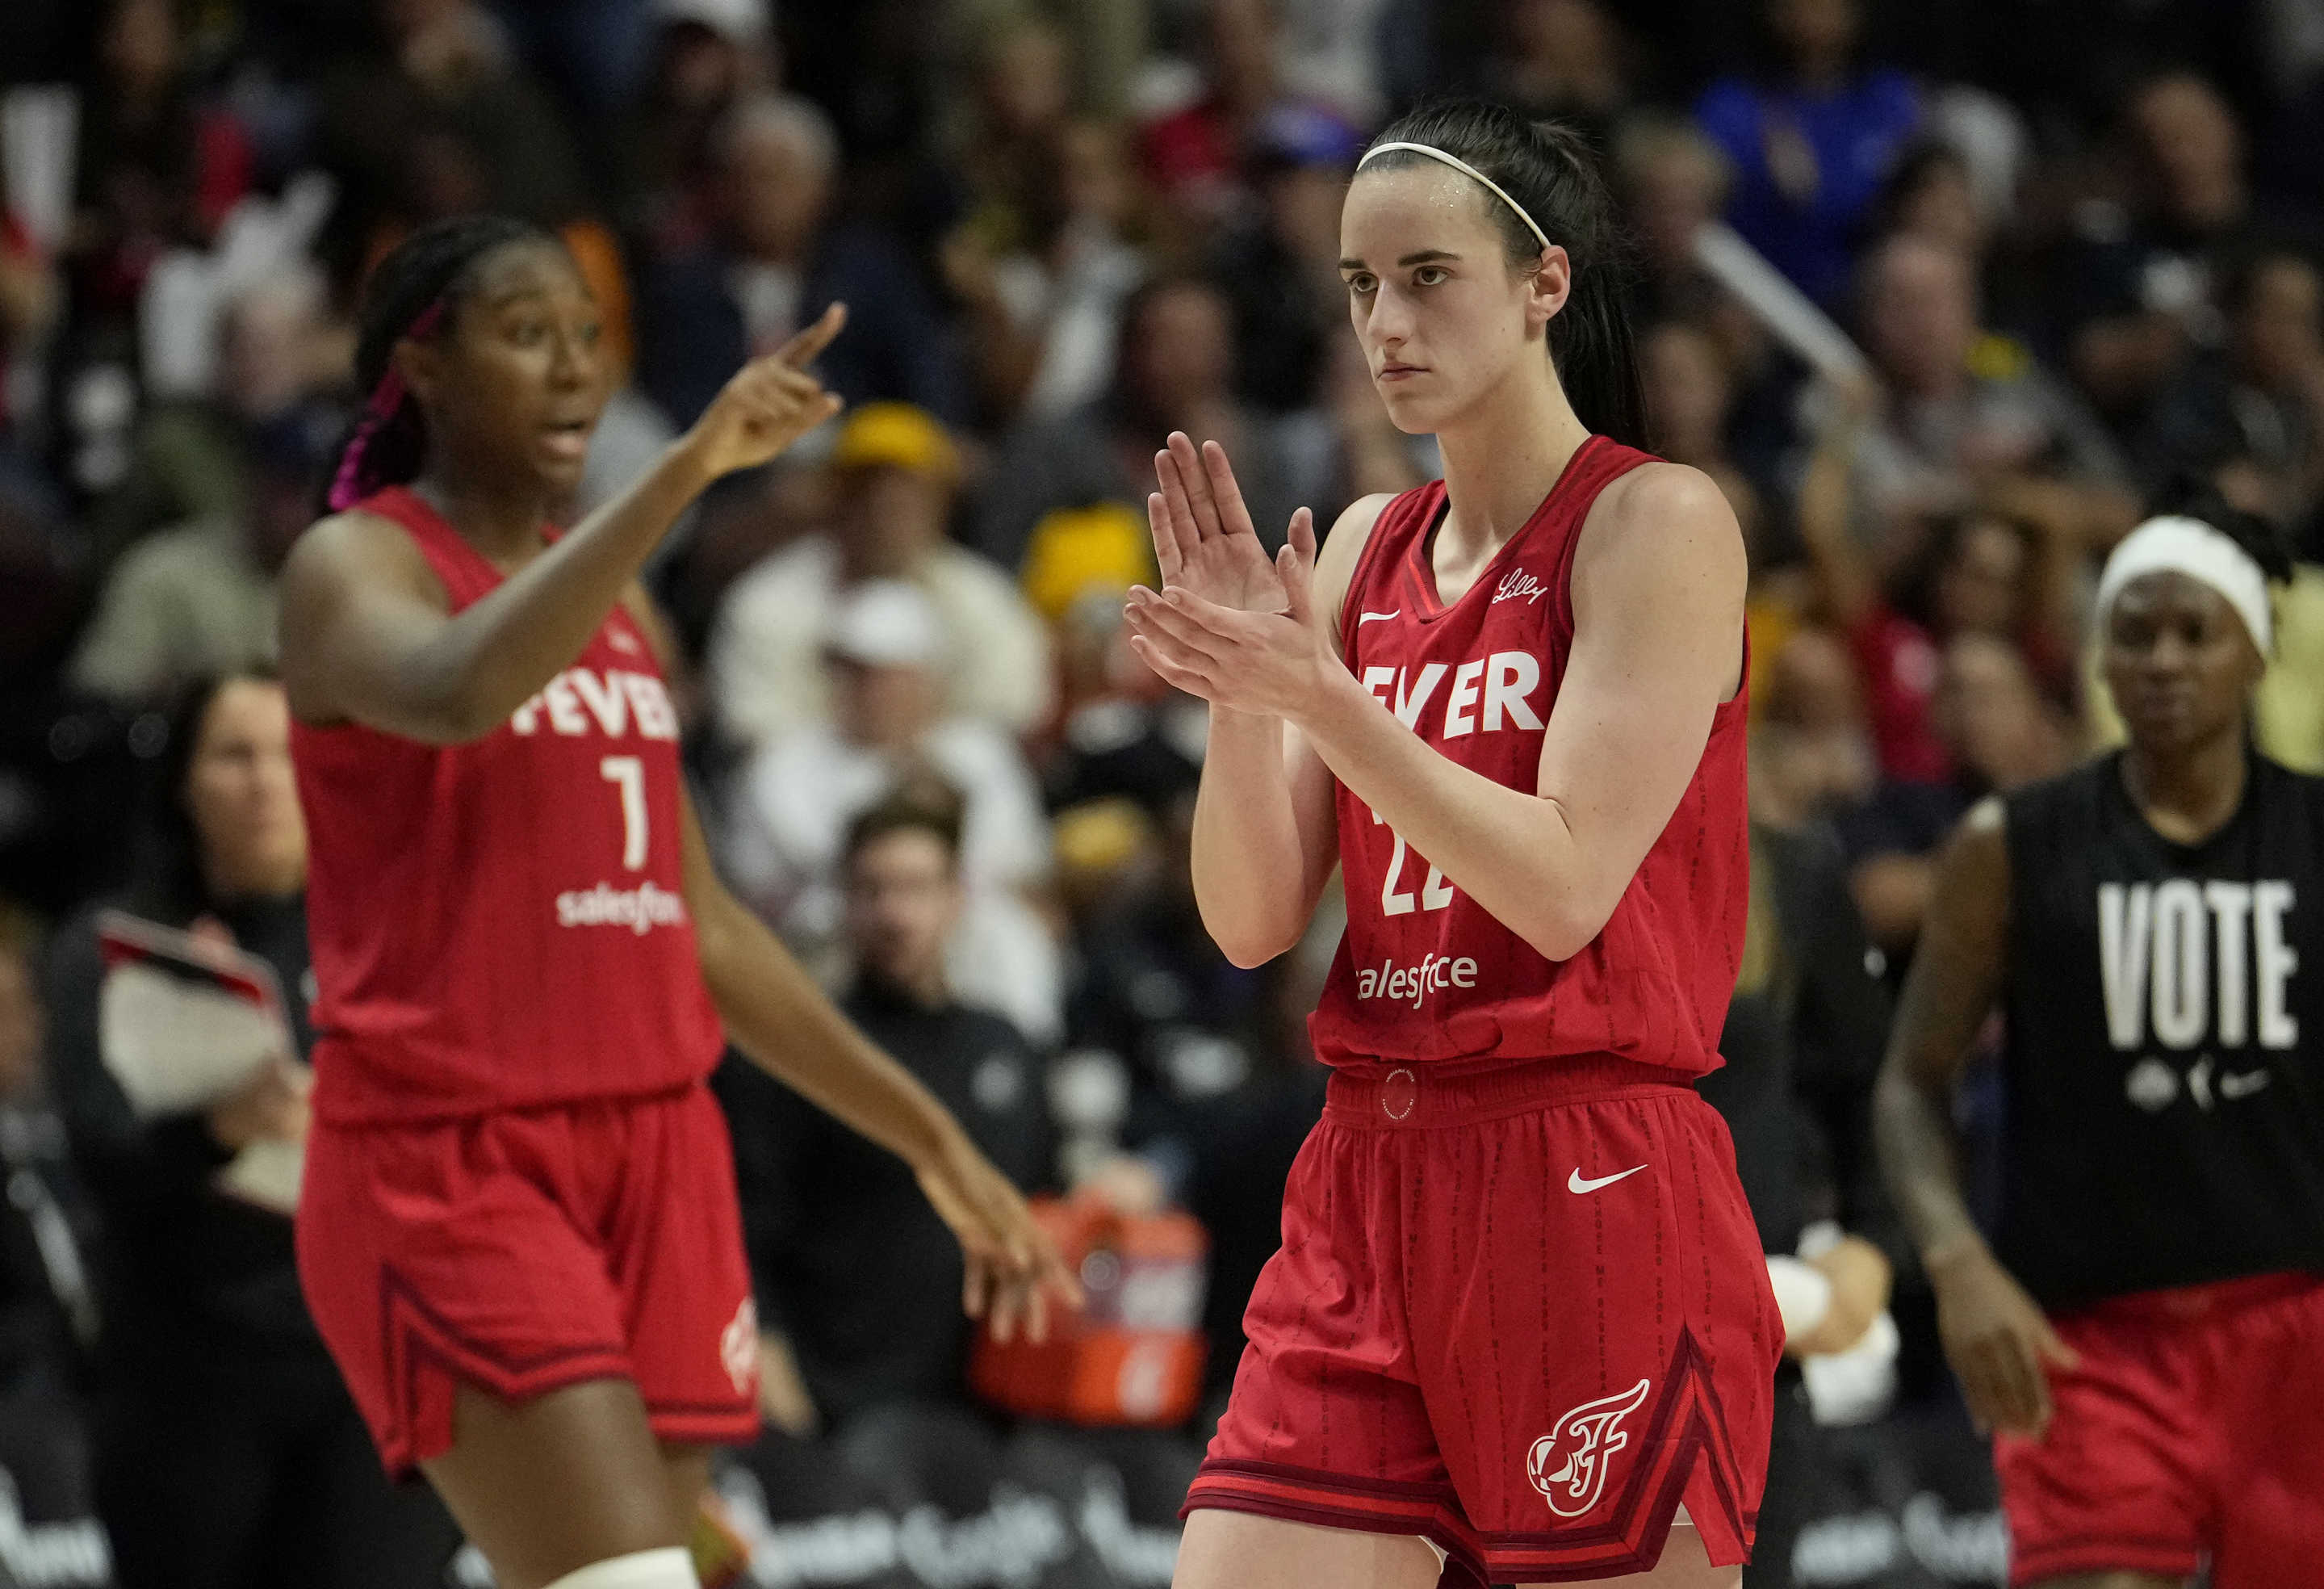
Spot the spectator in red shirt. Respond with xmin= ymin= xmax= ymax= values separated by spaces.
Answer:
xmin=1138 ymin=0 xmax=1355 ymax=237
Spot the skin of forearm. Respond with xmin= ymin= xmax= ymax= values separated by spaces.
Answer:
xmin=1188 ymin=707 xmax=1317 ymax=965
xmin=1298 ymin=666 xmax=1599 ymax=962
xmin=1873 ymin=1061 xmax=1984 ymax=1262
xmin=413 ymin=438 xmax=717 ymax=738
xmin=696 ymin=891 xmax=956 ymax=1171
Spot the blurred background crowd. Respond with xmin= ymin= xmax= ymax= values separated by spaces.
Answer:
xmin=2 ymin=0 xmax=2323 ymax=1584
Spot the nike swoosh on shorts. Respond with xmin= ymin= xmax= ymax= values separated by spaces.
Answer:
xmin=1568 ymin=1164 xmax=1648 ymax=1194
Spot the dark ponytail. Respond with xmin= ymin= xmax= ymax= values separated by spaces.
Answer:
xmin=1359 ymin=101 xmax=1647 ymax=448
xmin=322 ymin=214 xmax=554 ymax=514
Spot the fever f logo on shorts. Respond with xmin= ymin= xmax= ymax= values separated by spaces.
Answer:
xmin=1526 ymin=1378 xmax=1652 ymax=1517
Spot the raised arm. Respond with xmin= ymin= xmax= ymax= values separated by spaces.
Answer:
xmin=278 ymin=308 xmax=846 ymax=743
xmin=1129 ymin=460 xmax=1745 ymax=963
xmin=674 ymin=782 xmax=1076 ymax=1341
xmin=1872 ymin=798 xmax=2079 ymax=1436
xmin=1133 ymin=434 xmax=1379 ymax=966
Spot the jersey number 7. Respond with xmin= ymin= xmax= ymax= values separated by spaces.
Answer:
xmin=601 ymin=756 xmax=648 ymax=870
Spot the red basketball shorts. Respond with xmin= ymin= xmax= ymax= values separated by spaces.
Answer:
xmin=1187 ymin=1056 xmax=1781 ymax=1586
xmin=1995 ymin=1270 xmax=2324 ymax=1588
xmin=296 ymin=1080 xmax=760 ymax=1478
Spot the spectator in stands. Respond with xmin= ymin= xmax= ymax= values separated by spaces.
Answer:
xmin=0 ymin=914 xmax=104 ymax=1570
xmin=1138 ymin=0 xmax=1355 ymax=236
xmin=718 ymin=580 xmax=1062 ymax=1042
xmin=710 ymin=401 xmax=1053 ymax=743
xmin=611 ymin=3 xmax=774 ymax=241
xmin=2062 ymin=72 xmax=2284 ymax=434
xmin=314 ymin=0 xmax=585 ymax=275
xmin=0 ymin=914 xmax=95 ymax=1390
xmin=70 ymin=408 xmax=333 ymax=705
xmin=1796 ymin=378 xmax=2080 ymax=782
xmin=941 ymin=115 xmax=1149 ymax=427
xmin=1841 ymin=634 xmax=2069 ymax=954
xmin=1694 ymin=0 xmax=1920 ymax=309
xmin=1208 ymin=104 xmax=1362 ymax=416
xmin=86 ymin=268 xmax=345 ymax=574
xmin=639 ymin=91 xmax=968 ymax=427
xmin=44 ymin=673 xmax=458 ymax=1589
xmin=1752 ymin=626 xmax=1879 ymax=827
xmin=717 ymin=787 xmax=1053 ymax=1438
xmin=976 ymin=273 xmax=1303 ymax=572
xmin=1850 ymin=236 xmax=2137 ymax=574
xmin=71 ymin=0 xmax=254 ymax=314
xmin=1641 ymin=320 xmax=1765 ymax=548
xmin=0 ymin=203 xmax=58 ymax=479
xmin=2141 ymin=247 xmax=2324 ymax=546
xmin=1473 ymin=0 xmax=1635 ymax=151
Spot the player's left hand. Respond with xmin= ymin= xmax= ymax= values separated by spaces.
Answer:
xmin=1123 ymin=501 xmax=1337 ymax=721
xmin=914 ymin=1126 xmax=1082 ymax=1343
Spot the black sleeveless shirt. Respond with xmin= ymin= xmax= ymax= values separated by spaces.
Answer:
xmin=1999 ymin=751 xmax=2324 ymax=1308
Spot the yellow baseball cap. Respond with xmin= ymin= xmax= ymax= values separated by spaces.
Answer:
xmin=831 ymin=401 xmax=959 ymax=482
xmin=1020 ymin=501 xmax=1156 ymax=621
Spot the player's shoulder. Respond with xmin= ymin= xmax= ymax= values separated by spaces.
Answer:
xmin=1312 ymin=488 xmax=1410 ymax=640
xmin=1589 ymin=459 xmax=1740 ymax=546
xmin=1573 ymin=459 xmax=1745 ymax=606
xmin=1316 ymin=490 xmax=1405 ymax=580
xmin=281 ymin=505 xmax=443 ymax=607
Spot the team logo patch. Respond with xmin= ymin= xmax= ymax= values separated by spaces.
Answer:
xmin=1527 ymin=1377 xmax=1652 ymax=1517
xmin=720 ymin=1297 xmax=760 ymax=1395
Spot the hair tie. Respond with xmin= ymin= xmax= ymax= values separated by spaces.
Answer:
xmin=1358 ymin=140 xmax=1555 ymax=255
xmin=325 ymin=297 xmax=450 ymax=512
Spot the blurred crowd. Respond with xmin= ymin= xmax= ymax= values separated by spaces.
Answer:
xmin=3 ymin=0 xmax=2324 ymax=1584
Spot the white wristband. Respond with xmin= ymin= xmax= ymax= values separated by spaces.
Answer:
xmin=1768 ymin=1254 xmax=1834 ymax=1343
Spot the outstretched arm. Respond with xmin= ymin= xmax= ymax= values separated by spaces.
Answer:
xmin=1129 ymin=459 xmax=1745 ymax=962
xmin=676 ymin=785 xmax=1077 ymax=1341
xmin=279 ymin=308 xmax=847 ymax=744
xmin=1872 ymin=799 xmax=2079 ymax=1435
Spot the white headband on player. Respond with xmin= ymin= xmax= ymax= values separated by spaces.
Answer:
xmin=2096 ymin=514 xmax=2274 ymax=654
xmin=1358 ymin=141 xmax=1555 ymax=257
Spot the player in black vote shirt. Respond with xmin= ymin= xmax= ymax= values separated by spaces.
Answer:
xmin=717 ymin=786 xmax=1054 ymax=1437
xmin=1876 ymin=488 xmax=2324 ymax=1589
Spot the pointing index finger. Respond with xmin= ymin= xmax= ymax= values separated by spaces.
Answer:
xmin=773 ymin=302 xmax=848 ymax=368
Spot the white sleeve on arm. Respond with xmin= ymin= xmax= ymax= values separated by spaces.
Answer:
xmin=1766 ymin=1254 xmax=1834 ymax=1344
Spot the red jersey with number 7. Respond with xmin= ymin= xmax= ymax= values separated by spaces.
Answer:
xmin=1306 ymin=436 xmax=1749 ymax=1075
xmin=290 ymin=486 xmax=724 ymax=1124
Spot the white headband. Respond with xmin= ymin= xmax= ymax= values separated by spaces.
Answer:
xmin=1358 ymin=141 xmax=1554 ymax=256
xmin=2096 ymin=514 xmax=2273 ymax=654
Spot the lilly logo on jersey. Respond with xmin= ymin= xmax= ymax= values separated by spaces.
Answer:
xmin=509 ymin=668 xmax=680 ymax=741
xmin=1355 ymin=952 xmax=1479 ymax=1008
xmin=1493 ymin=568 xmax=1551 ymax=606
xmin=1527 ymin=1378 xmax=1652 ymax=1518
xmin=1359 ymin=651 xmax=1545 ymax=740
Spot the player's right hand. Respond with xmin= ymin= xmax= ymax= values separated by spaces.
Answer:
xmin=680 ymin=303 xmax=848 ymax=480
xmin=1928 ymin=1238 xmax=2081 ymax=1438
xmin=1147 ymin=431 xmax=1300 ymax=615
xmin=913 ymin=1126 xmax=1082 ymax=1344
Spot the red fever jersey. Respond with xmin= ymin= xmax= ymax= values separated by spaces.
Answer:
xmin=291 ymin=486 xmax=725 ymax=1124
xmin=1309 ymin=435 xmax=1750 ymax=1075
